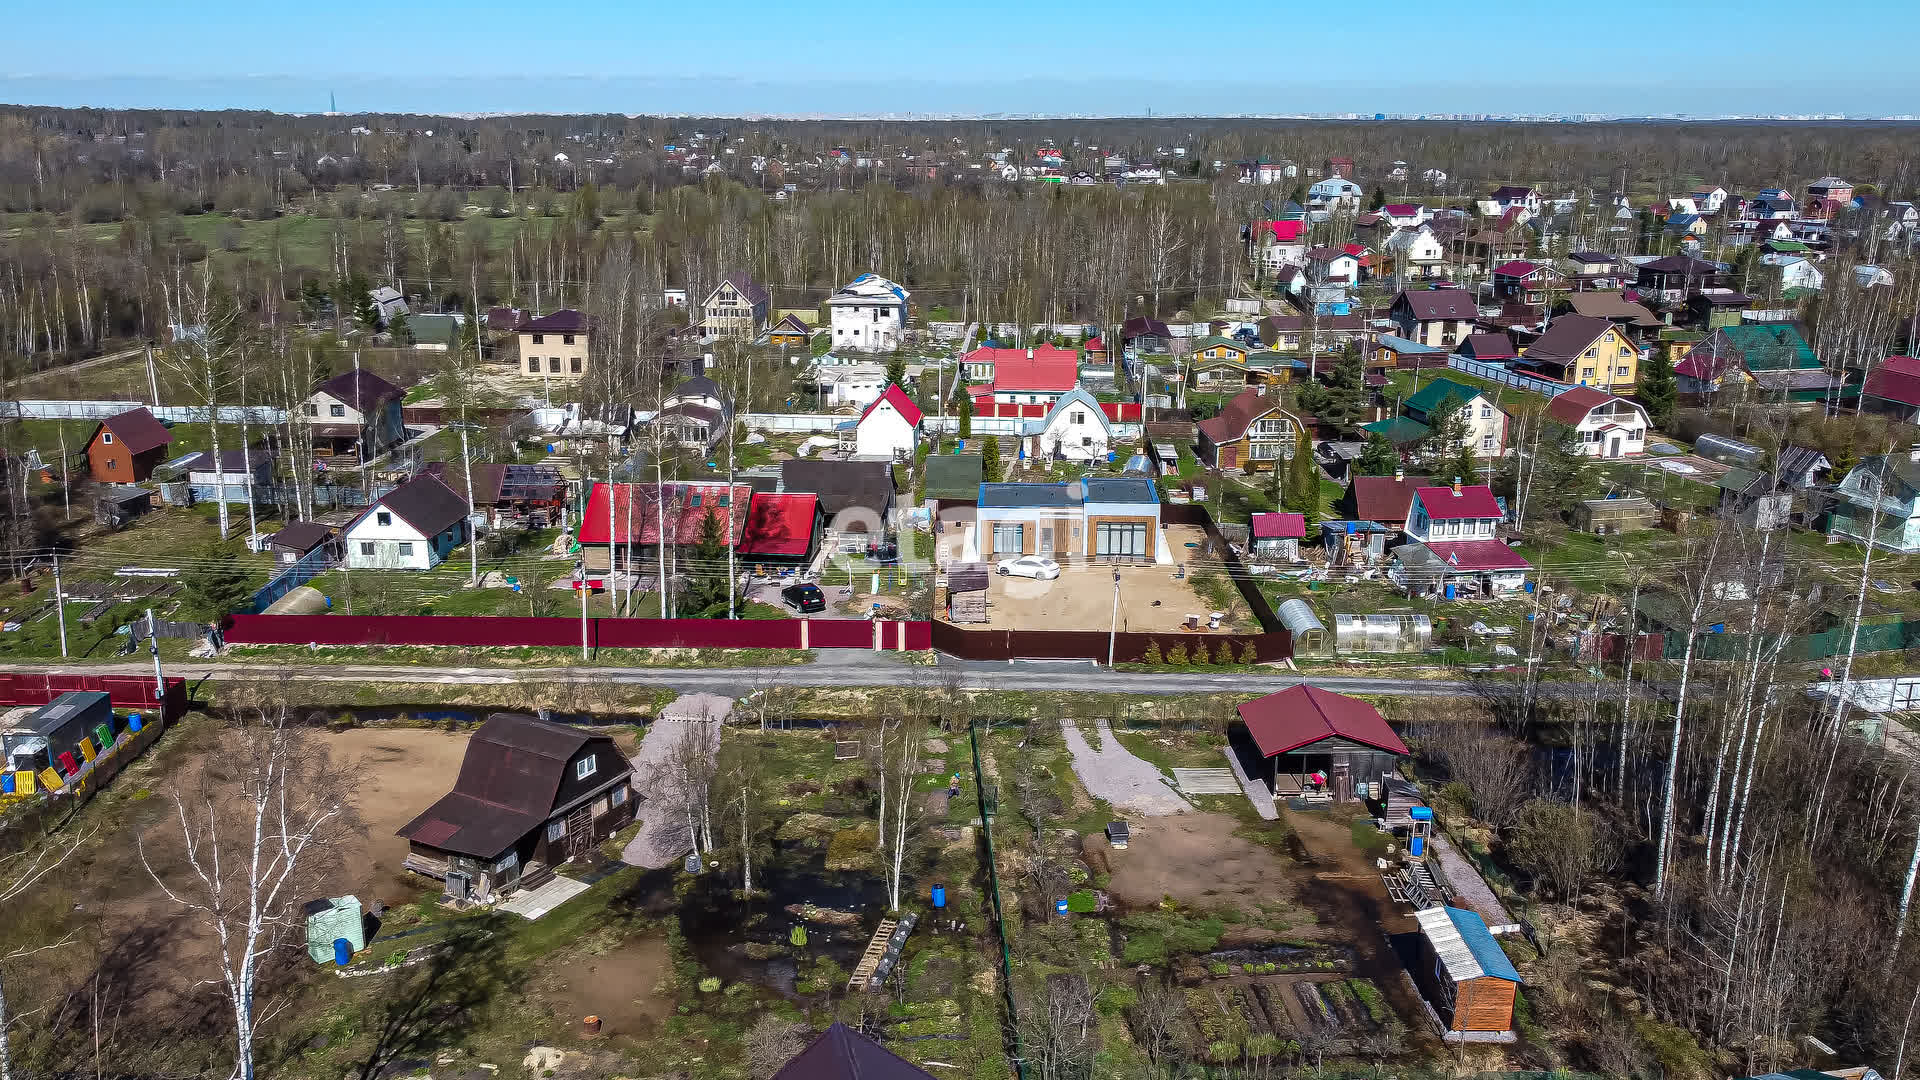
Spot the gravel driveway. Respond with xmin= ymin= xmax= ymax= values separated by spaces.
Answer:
xmin=621 ymin=694 xmax=730 ymax=868
xmin=1061 ymin=718 xmax=1192 ymax=817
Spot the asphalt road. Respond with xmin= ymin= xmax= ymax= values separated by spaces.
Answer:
xmin=0 ymin=653 xmax=1627 ymax=699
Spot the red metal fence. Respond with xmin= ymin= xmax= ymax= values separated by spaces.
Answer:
xmin=0 ymin=673 xmax=188 ymax=721
xmin=967 ymin=401 xmax=1143 ymax=421
xmin=222 ymin=614 xmax=930 ymax=652
xmin=931 ymin=622 xmax=1291 ymax=664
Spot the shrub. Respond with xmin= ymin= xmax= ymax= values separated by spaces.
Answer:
xmin=1239 ymin=641 xmax=1258 ymax=666
xmin=1066 ymin=890 xmax=1097 ymax=913
xmin=1165 ymin=643 xmax=1189 ymax=666
xmin=698 ymin=976 xmax=722 ymax=993
xmin=1208 ymin=961 xmax=1230 ymax=975
xmin=1141 ymin=640 xmax=1163 ymax=665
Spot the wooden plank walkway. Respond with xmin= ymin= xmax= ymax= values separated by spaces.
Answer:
xmin=847 ymin=917 xmax=897 ymax=990
xmin=1171 ymin=767 xmax=1241 ymax=795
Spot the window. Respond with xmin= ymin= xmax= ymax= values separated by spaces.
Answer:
xmin=1581 ymin=367 xmax=1595 ymax=378
xmin=330 ymin=404 xmax=345 ymax=417
xmin=377 ymin=512 xmax=392 ymax=527
xmin=1070 ymin=410 xmax=1085 ymax=425
xmin=532 ymin=333 xmax=545 ymax=345
xmin=546 ymin=819 xmax=566 ymax=842
xmin=570 ymin=357 xmax=582 ymax=374
xmin=1446 ymin=520 xmax=1460 ymax=536
xmin=1096 ymin=522 xmax=1149 ymax=557
xmin=562 ymin=334 xmax=575 ymax=345
xmin=716 ymin=494 xmax=730 ymax=507
xmin=101 ymin=431 xmax=113 ymax=444
xmin=1616 ymin=365 xmax=1630 ymax=377
xmin=1619 ymin=345 xmax=1633 ymax=357
xmin=992 ymin=523 xmax=1024 ymax=554
xmin=527 ymin=357 xmax=539 ymax=373
xmin=548 ymin=357 xmax=561 ymax=373
xmin=1481 ymin=434 xmax=1495 ymax=451
xmin=610 ymin=785 xmax=628 ymax=808
xmin=304 ymin=403 xmax=318 ymax=417
xmin=575 ymin=755 xmax=598 ymax=780
xmin=1479 ymin=405 xmax=1492 ymax=418
xmin=106 ymin=458 xmax=117 ymax=470
xmin=1584 ymin=348 xmax=1597 ymax=358
xmin=359 ymin=541 xmax=374 ymax=555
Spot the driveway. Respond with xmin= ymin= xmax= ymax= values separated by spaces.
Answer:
xmin=621 ymin=694 xmax=729 ymax=868
xmin=1061 ymin=718 xmax=1192 ymax=817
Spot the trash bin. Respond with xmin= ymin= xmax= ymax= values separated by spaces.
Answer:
xmin=931 ymin=884 xmax=946 ymax=908
xmin=333 ymin=938 xmax=352 ymax=966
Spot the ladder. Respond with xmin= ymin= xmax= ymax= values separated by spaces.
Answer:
xmin=846 ymin=917 xmax=898 ymax=990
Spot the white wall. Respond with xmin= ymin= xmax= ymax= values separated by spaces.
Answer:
xmin=344 ymin=510 xmax=436 ymax=570
xmin=855 ymin=405 xmax=917 ymax=458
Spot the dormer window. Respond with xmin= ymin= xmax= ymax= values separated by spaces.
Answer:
xmin=101 ymin=431 xmax=113 ymax=444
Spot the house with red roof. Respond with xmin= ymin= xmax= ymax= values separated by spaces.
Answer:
xmin=1380 ymin=204 xmax=1430 ymax=229
xmin=851 ymin=384 xmax=922 ymax=459
xmin=1491 ymin=260 xmax=1567 ymax=309
xmin=1391 ymin=481 xmax=1531 ymax=596
xmin=1235 ymin=685 xmax=1409 ymax=801
xmin=1546 ymin=386 xmax=1650 ymax=458
xmin=964 ymin=346 xmax=1080 ymax=405
xmin=1252 ymin=219 xmax=1308 ymax=270
xmin=1340 ymin=472 xmax=1426 ymax=528
xmin=738 ymin=492 xmax=823 ymax=566
xmin=85 ymin=407 xmax=173 ymax=483
xmin=1249 ymin=512 xmax=1306 ymax=560
xmin=577 ymin=481 xmax=751 ymax=573
xmin=1863 ymin=356 xmax=1920 ymax=423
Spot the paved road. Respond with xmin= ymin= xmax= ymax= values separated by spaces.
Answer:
xmin=0 ymin=655 xmax=1576 ymax=698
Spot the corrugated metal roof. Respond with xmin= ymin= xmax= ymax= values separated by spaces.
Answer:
xmin=1276 ymin=599 xmax=1324 ymax=635
xmin=1417 ymin=905 xmax=1522 ymax=984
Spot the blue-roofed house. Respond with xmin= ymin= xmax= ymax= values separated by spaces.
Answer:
xmin=1414 ymin=905 xmax=1522 ymax=1037
xmin=827 ymin=273 xmax=911 ymax=353
xmin=969 ymin=478 xmax=1169 ymax=564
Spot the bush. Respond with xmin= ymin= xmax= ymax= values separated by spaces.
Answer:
xmin=1140 ymin=640 xmax=1163 ymax=665
xmin=1165 ymin=643 xmax=1189 ymax=666
xmin=1066 ymin=890 xmax=1097 ymax=913
xmin=698 ymin=976 xmax=721 ymax=993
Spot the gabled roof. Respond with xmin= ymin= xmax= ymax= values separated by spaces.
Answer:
xmin=860 ymin=384 xmax=924 ymax=427
xmin=397 ymin=714 xmax=626 ymax=858
xmin=521 ymin=308 xmax=591 ymax=333
xmin=1237 ymin=685 xmax=1410 ymax=758
xmin=266 ymin=521 xmax=335 ymax=554
xmin=1718 ymin=323 xmax=1819 ymax=371
xmin=578 ymin=482 xmax=751 ymax=546
xmin=1198 ymin=388 xmax=1294 ymax=444
xmin=1251 ymin=512 xmax=1306 ymax=539
xmin=830 ymin=273 xmax=909 ymax=304
xmin=1348 ymin=474 xmax=1425 ymax=522
xmin=315 ymin=369 xmax=404 ymax=410
xmin=1523 ymin=314 xmax=1614 ymax=363
xmin=357 ymin=473 xmax=470 ymax=538
xmin=1864 ymin=355 xmax=1920 ymax=407
xmin=1415 ymin=905 xmax=1522 ymax=984
xmin=780 ymin=459 xmax=894 ymax=518
xmin=1414 ymin=484 xmax=1503 ymax=520
xmin=740 ymin=493 xmax=818 ymax=557
xmin=1403 ymin=378 xmax=1485 ymax=418
xmin=771 ymin=1022 xmax=937 ymax=1080
xmin=1492 ymin=260 xmax=1546 ymax=277
xmin=1194 ymin=335 xmax=1250 ymax=353
xmin=1257 ymin=220 xmax=1305 ymax=243
xmin=716 ymin=271 xmax=770 ymax=308
xmin=180 ymin=444 xmax=273 ymax=474
xmin=1121 ymin=316 xmax=1172 ymax=339
xmin=1461 ymin=332 xmax=1517 ymax=360
xmin=1423 ymin=539 xmax=1532 ymax=572
xmin=1359 ymin=416 xmax=1431 ymax=446
xmin=770 ymin=312 xmax=812 ymax=335
xmin=1039 ymin=387 xmax=1112 ymax=433
xmin=1393 ymin=288 xmax=1476 ymax=321
xmin=95 ymin=407 xmax=174 ymax=455
xmin=990 ymin=348 xmax=1078 ymax=393
xmin=1564 ymin=292 xmax=1661 ymax=327
xmin=1547 ymin=385 xmax=1640 ymax=427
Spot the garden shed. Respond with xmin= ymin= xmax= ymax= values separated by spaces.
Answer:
xmin=1413 ymin=905 xmax=1521 ymax=1038
xmin=1235 ymin=685 xmax=1409 ymax=801
xmin=303 ymin=896 xmax=365 ymax=964
xmin=1572 ymin=496 xmax=1656 ymax=535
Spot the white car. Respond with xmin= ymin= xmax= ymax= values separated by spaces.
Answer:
xmin=996 ymin=555 xmax=1061 ymax=580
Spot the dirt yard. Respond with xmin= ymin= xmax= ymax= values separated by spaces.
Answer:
xmin=542 ymin=934 xmax=673 ymax=1045
xmin=329 ymin=727 xmax=475 ymax=900
xmin=1093 ymin=812 xmax=1294 ymax=912
xmin=969 ymin=531 xmax=1254 ymax=633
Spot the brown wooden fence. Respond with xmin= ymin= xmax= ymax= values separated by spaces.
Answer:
xmin=1160 ymin=502 xmax=1284 ymax=632
xmin=931 ymin=621 xmax=1291 ymax=664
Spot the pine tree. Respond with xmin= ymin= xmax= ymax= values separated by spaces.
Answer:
xmin=1288 ymin=435 xmax=1321 ymax=530
xmin=981 ymin=435 xmax=1002 ymax=481
xmin=180 ymin=543 xmax=256 ymax=622
xmin=957 ymin=391 xmax=973 ymax=439
xmin=1639 ymin=348 xmax=1678 ymax=430
xmin=886 ymin=354 xmax=907 ymax=388
xmin=683 ymin=508 xmax=732 ymax=617
xmin=1356 ymin=432 xmax=1399 ymax=476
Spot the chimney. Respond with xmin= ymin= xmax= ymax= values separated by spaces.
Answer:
xmin=1452 ymin=477 xmax=1463 ymax=495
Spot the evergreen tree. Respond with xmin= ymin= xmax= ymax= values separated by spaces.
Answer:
xmin=1426 ymin=396 xmax=1477 ymax=484
xmin=1356 ymin=432 xmax=1399 ymax=476
xmin=386 ymin=311 xmax=412 ymax=345
xmin=1285 ymin=433 xmax=1321 ymax=531
xmin=1302 ymin=346 xmax=1371 ymax=433
xmin=1639 ymin=348 xmax=1678 ymax=430
xmin=682 ymin=508 xmax=732 ymax=617
xmin=1368 ymin=186 xmax=1386 ymax=211
xmin=886 ymin=354 xmax=907 ymax=387
xmin=957 ymin=393 xmax=973 ymax=439
xmin=981 ymin=435 xmax=1002 ymax=481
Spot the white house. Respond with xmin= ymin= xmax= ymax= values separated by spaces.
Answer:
xmin=1380 ymin=203 xmax=1430 ymax=229
xmin=1387 ymin=226 xmax=1447 ymax=277
xmin=1773 ymin=256 xmax=1825 ymax=291
xmin=1306 ymin=246 xmax=1362 ymax=285
xmin=1394 ymin=482 xmax=1531 ymax=595
xmin=813 ymin=362 xmax=890 ymax=409
xmin=1307 ymin=177 xmax=1363 ymax=211
xmin=828 ymin=273 xmax=910 ymax=353
xmin=1422 ymin=168 xmax=1448 ymax=187
xmin=850 ymin=384 xmax=922 ymax=460
xmin=1546 ymin=386 xmax=1650 ymax=459
xmin=1020 ymin=388 xmax=1111 ymax=463
xmin=342 ymin=473 xmax=472 ymax=571
xmin=1253 ymin=220 xmax=1308 ymax=270
xmin=181 ymin=445 xmax=274 ymax=505
xmin=1690 ymin=187 xmax=1729 ymax=214
xmin=369 ymin=286 xmax=408 ymax=325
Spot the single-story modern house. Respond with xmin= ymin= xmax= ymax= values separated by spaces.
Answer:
xmin=398 ymin=714 xmax=635 ymax=902
xmin=1235 ymin=685 xmax=1409 ymax=801
xmin=972 ymin=478 xmax=1170 ymax=564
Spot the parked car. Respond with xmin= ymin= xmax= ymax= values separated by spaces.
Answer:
xmin=780 ymin=582 xmax=827 ymax=613
xmin=997 ymin=555 xmax=1061 ymax=580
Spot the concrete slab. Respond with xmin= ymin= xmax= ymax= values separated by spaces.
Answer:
xmin=499 ymin=875 xmax=589 ymax=920
xmin=1171 ymin=767 xmax=1242 ymax=794
xmin=1220 ymin=745 xmax=1279 ymax=821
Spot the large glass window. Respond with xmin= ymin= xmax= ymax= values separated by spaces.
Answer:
xmin=992 ymin=523 xmax=1024 ymax=554
xmin=1096 ymin=522 xmax=1149 ymax=557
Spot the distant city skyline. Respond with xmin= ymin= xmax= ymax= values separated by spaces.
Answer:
xmin=6 ymin=0 xmax=1918 ymax=118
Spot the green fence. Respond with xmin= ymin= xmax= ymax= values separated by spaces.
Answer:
xmin=1663 ymin=617 xmax=1920 ymax=662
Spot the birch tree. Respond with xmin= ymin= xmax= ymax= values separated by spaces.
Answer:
xmin=160 ymin=264 xmax=247 ymax=538
xmin=0 ymin=826 xmax=96 ymax=1080
xmin=881 ymin=721 xmax=926 ymax=911
xmin=1656 ymin=519 xmax=1732 ymax=899
xmin=138 ymin=692 xmax=360 ymax=1080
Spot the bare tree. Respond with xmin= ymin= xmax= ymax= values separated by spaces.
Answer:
xmin=0 ymin=826 xmax=97 ymax=1080
xmin=659 ymin=717 xmax=719 ymax=862
xmin=714 ymin=734 xmax=771 ymax=892
xmin=879 ymin=720 xmax=926 ymax=911
xmin=138 ymin=692 xmax=361 ymax=1080
xmin=159 ymin=263 xmax=246 ymax=538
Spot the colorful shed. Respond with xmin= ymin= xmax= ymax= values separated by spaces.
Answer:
xmin=1414 ymin=905 xmax=1522 ymax=1037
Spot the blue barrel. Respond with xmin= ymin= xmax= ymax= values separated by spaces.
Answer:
xmin=333 ymin=938 xmax=352 ymax=966
xmin=1409 ymin=806 xmax=1434 ymax=822
xmin=127 ymin=714 xmax=143 ymax=732
xmin=0 ymin=774 xmax=12 ymax=794
xmin=1409 ymin=835 xmax=1426 ymax=856
xmin=931 ymin=884 xmax=946 ymax=908
xmin=1443 ymin=583 xmax=1456 ymax=600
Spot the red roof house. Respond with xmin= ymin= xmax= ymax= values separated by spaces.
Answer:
xmin=1342 ymin=474 xmax=1426 ymax=526
xmin=739 ymin=493 xmax=821 ymax=562
xmin=860 ymin=384 xmax=924 ymax=427
xmin=989 ymin=347 xmax=1079 ymax=397
xmin=1411 ymin=484 xmax=1504 ymax=521
xmin=577 ymin=482 xmax=751 ymax=572
xmin=1235 ymin=685 xmax=1409 ymax=800
xmin=1864 ymin=356 xmax=1920 ymax=420
xmin=1251 ymin=512 xmax=1307 ymax=539
xmin=85 ymin=406 xmax=174 ymax=483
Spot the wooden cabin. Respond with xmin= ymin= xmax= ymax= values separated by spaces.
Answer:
xmin=1414 ymin=905 xmax=1522 ymax=1037
xmin=1234 ymin=685 xmax=1409 ymax=801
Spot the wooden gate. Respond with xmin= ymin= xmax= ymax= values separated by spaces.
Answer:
xmin=565 ymin=805 xmax=593 ymax=861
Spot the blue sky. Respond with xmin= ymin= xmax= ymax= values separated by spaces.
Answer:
xmin=4 ymin=0 xmax=1915 ymax=117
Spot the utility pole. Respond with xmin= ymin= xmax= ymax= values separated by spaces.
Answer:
xmin=1107 ymin=565 xmax=1121 ymax=666
xmin=52 ymin=552 xmax=67 ymax=657
xmin=578 ymin=560 xmax=590 ymax=660
xmin=144 ymin=607 xmax=164 ymax=701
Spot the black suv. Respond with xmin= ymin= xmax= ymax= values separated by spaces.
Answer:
xmin=780 ymin=582 xmax=826 ymax=613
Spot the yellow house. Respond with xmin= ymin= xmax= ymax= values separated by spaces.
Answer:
xmin=1519 ymin=314 xmax=1638 ymax=391
xmin=515 ymin=310 xmax=592 ymax=381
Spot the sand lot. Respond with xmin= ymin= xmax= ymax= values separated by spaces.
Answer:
xmin=966 ymin=524 xmax=1255 ymax=633
xmin=330 ymin=727 xmax=476 ymax=900
xmin=1092 ymin=812 xmax=1292 ymax=911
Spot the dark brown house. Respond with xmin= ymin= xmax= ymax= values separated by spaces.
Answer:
xmin=398 ymin=714 xmax=634 ymax=901
xmin=85 ymin=407 xmax=173 ymax=483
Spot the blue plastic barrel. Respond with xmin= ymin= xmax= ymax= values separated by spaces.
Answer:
xmin=128 ymin=714 xmax=143 ymax=732
xmin=1409 ymin=806 xmax=1434 ymax=821
xmin=333 ymin=938 xmax=352 ymax=966
xmin=1 ymin=774 xmax=12 ymax=794
xmin=931 ymin=884 xmax=946 ymax=908
xmin=1443 ymin=583 xmax=1456 ymax=600
xmin=1409 ymin=835 xmax=1426 ymax=857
